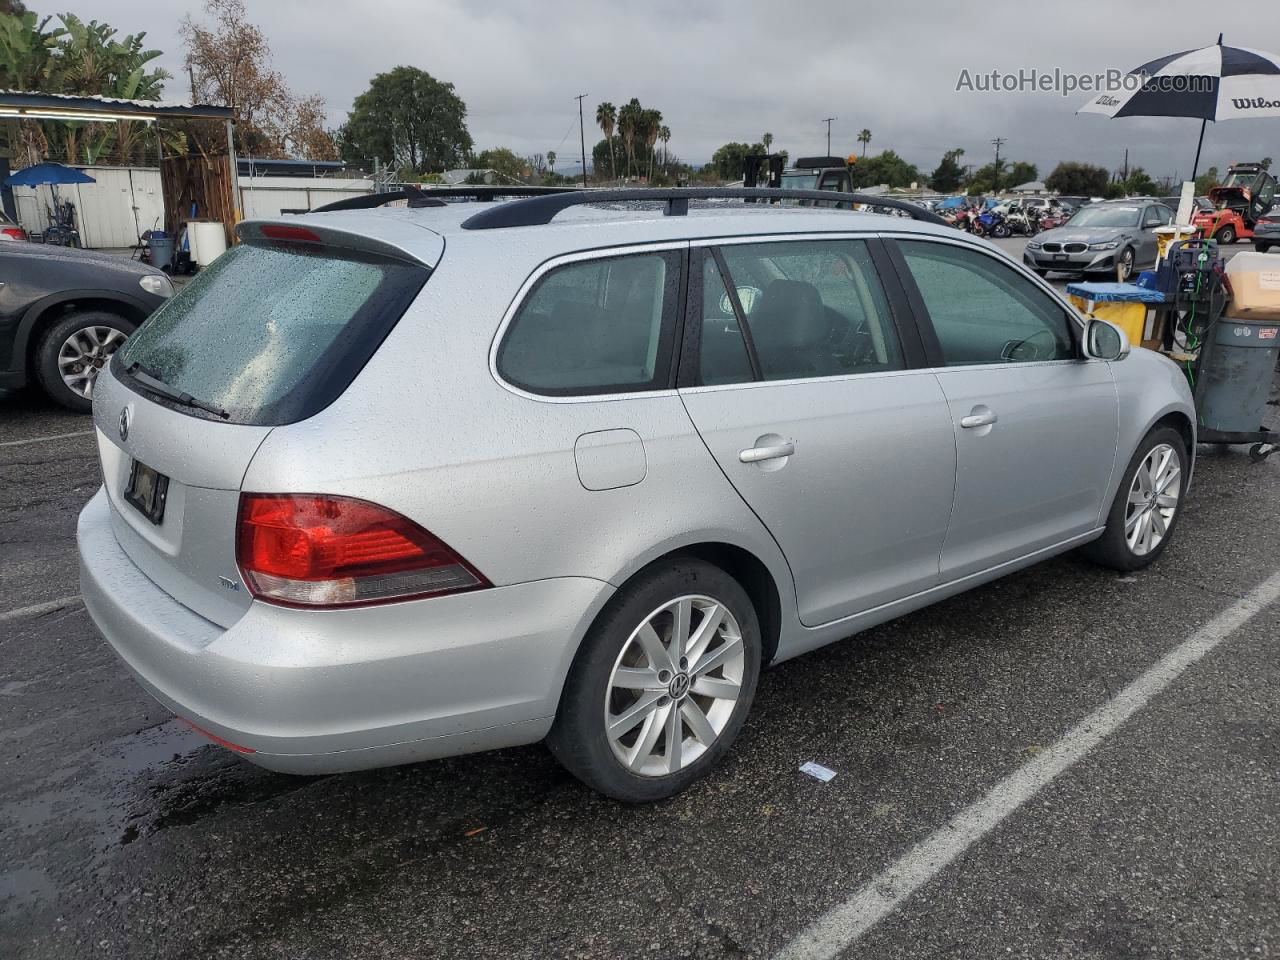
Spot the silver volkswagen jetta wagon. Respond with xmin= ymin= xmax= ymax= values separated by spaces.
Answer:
xmin=79 ymin=188 xmax=1195 ymax=802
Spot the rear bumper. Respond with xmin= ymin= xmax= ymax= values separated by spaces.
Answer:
xmin=78 ymin=488 xmax=614 ymax=773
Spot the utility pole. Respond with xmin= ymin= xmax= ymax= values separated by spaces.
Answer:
xmin=1122 ymin=148 xmax=1129 ymax=184
xmin=823 ymin=117 xmax=836 ymax=156
xmin=575 ymin=94 xmax=589 ymax=188
xmin=991 ymin=137 xmax=1006 ymax=194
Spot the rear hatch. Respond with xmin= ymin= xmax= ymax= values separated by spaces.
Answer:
xmin=92 ymin=218 xmax=436 ymax=627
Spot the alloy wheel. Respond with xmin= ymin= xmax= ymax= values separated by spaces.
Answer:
xmin=1118 ymin=248 xmax=1135 ymax=281
xmin=58 ymin=325 xmax=126 ymax=399
xmin=604 ymin=595 xmax=745 ymax=777
xmin=1125 ymin=442 xmax=1181 ymax=556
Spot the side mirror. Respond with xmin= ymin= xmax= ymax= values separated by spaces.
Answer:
xmin=1084 ymin=317 xmax=1130 ymax=361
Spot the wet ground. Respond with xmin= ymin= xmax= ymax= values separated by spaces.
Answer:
xmin=2 ymin=249 xmax=1279 ymax=959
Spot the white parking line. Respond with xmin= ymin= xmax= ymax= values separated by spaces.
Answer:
xmin=0 ymin=430 xmax=94 ymax=448
xmin=775 ymin=570 xmax=1280 ymax=960
xmin=0 ymin=595 xmax=84 ymax=624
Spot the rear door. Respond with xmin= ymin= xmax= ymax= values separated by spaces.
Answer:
xmin=888 ymin=236 xmax=1119 ymax=581
xmin=95 ymin=229 xmax=432 ymax=626
xmin=678 ymin=235 xmax=956 ymax=627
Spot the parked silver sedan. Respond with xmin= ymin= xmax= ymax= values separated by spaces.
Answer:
xmin=1024 ymin=199 xmax=1174 ymax=279
xmin=78 ymin=190 xmax=1196 ymax=802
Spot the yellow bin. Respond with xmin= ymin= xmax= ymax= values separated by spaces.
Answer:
xmin=1067 ymin=294 xmax=1147 ymax=346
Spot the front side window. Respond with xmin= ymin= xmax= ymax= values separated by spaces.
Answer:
xmin=698 ymin=239 xmax=904 ymax=384
xmin=899 ymin=240 xmax=1075 ymax=365
xmin=497 ymin=251 xmax=681 ymax=395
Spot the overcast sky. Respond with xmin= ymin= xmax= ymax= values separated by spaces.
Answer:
xmin=82 ymin=0 xmax=1280 ymax=180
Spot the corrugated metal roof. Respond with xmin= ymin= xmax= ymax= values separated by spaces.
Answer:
xmin=0 ymin=90 xmax=233 ymax=120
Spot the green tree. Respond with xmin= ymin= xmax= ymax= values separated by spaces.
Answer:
xmin=340 ymin=65 xmax=471 ymax=173
xmin=762 ymin=131 xmax=773 ymax=154
xmin=1004 ymin=161 xmax=1038 ymax=188
xmin=1045 ymin=161 xmax=1110 ymax=197
xmin=857 ymin=128 xmax=871 ymax=157
xmin=618 ymin=98 xmax=642 ymax=177
xmin=0 ymin=9 xmax=62 ymax=91
xmin=849 ymin=149 xmax=919 ymax=189
xmin=711 ymin=141 xmax=756 ymax=180
xmin=546 ymin=149 xmax=556 ymax=174
xmin=659 ymin=125 xmax=671 ymax=172
xmin=473 ymin=147 xmax=525 ymax=183
xmin=595 ymin=101 xmax=616 ymax=179
xmin=1121 ymin=166 xmax=1156 ymax=196
xmin=1195 ymin=165 xmax=1221 ymax=193
xmin=929 ymin=148 xmax=965 ymax=192
xmin=642 ymin=108 xmax=661 ymax=180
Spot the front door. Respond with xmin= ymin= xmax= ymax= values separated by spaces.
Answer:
xmin=891 ymin=237 xmax=1120 ymax=581
xmin=678 ymin=237 xmax=957 ymax=626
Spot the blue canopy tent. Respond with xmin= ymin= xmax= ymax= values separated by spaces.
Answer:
xmin=938 ymin=196 xmax=967 ymax=209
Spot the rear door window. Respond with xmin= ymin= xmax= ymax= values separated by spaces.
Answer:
xmin=115 ymin=241 xmax=429 ymax=425
xmin=496 ymin=250 xmax=682 ymax=395
xmin=699 ymin=239 xmax=904 ymax=384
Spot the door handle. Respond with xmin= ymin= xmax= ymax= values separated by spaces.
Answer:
xmin=739 ymin=441 xmax=795 ymax=463
xmin=960 ymin=410 xmax=998 ymax=429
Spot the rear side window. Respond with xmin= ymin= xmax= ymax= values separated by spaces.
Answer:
xmin=701 ymin=239 xmax=904 ymax=384
xmin=497 ymin=250 xmax=682 ymax=395
xmin=116 ymin=241 xmax=429 ymax=425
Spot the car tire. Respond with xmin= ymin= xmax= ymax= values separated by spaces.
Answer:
xmin=1256 ymin=243 xmax=1272 ymax=253
xmin=1217 ymin=225 xmax=1237 ymax=245
xmin=547 ymin=559 xmax=761 ymax=803
xmin=1081 ymin=426 xmax=1187 ymax=572
xmin=35 ymin=310 xmax=135 ymax=413
xmin=1117 ymin=247 xmax=1136 ymax=281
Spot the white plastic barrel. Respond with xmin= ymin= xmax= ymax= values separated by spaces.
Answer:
xmin=187 ymin=220 xmax=228 ymax=267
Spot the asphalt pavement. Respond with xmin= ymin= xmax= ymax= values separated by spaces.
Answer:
xmin=2 ymin=239 xmax=1279 ymax=959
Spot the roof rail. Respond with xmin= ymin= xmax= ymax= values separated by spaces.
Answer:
xmin=458 ymin=188 xmax=948 ymax=230
xmin=312 ymin=185 xmax=578 ymax=214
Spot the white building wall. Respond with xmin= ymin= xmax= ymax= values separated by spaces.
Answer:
xmin=10 ymin=167 xmax=375 ymax=246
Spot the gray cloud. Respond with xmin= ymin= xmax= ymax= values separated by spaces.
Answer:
xmin=83 ymin=0 xmax=1280 ymax=179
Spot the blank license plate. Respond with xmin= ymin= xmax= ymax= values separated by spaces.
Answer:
xmin=124 ymin=459 xmax=170 ymax=525
xmin=1053 ymin=253 xmax=1069 ymax=262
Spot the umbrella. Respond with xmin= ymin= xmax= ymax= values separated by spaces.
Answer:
xmin=1079 ymin=35 xmax=1280 ymax=180
xmin=3 ymin=161 xmax=96 ymax=187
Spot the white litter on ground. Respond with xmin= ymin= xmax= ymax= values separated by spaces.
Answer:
xmin=799 ymin=762 xmax=837 ymax=783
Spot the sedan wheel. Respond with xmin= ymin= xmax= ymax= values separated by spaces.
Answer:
xmin=57 ymin=324 xmax=127 ymax=400
xmin=1118 ymin=247 xmax=1135 ymax=281
xmin=605 ymin=595 xmax=745 ymax=777
xmin=548 ymin=559 xmax=761 ymax=802
xmin=1123 ymin=442 xmax=1181 ymax=556
xmin=1082 ymin=426 xmax=1186 ymax=571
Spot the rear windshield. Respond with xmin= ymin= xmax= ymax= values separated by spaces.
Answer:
xmin=115 ymin=241 xmax=429 ymax=425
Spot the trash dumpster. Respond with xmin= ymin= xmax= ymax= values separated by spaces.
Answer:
xmin=1196 ymin=316 xmax=1280 ymax=434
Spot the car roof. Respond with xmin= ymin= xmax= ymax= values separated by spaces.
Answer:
xmin=281 ymin=199 xmax=964 ymax=265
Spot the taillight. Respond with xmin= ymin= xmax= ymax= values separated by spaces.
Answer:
xmin=236 ymin=493 xmax=489 ymax=608
xmin=1 ymin=227 xmax=25 ymax=240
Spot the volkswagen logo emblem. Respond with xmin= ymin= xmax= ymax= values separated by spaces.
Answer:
xmin=118 ymin=407 xmax=130 ymax=442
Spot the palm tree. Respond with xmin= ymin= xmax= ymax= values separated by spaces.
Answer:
xmin=659 ymin=125 xmax=671 ymax=173
xmin=595 ymin=101 xmax=616 ymax=180
xmin=643 ymin=109 xmax=662 ymax=181
xmin=762 ymin=132 xmax=773 ymax=155
xmin=547 ymin=150 xmax=556 ymax=175
xmin=618 ymin=99 xmax=641 ymax=179
xmin=857 ymin=128 xmax=872 ymax=158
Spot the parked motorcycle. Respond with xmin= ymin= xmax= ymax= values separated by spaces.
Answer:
xmin=1001 ymin=205 xmax=1040 ymax=237
xmin=974 ymin=209 xmax=1010 ymax=238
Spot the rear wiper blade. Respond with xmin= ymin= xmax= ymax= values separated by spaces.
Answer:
xmin=125 ymin=362 xmax=231 ymax=420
